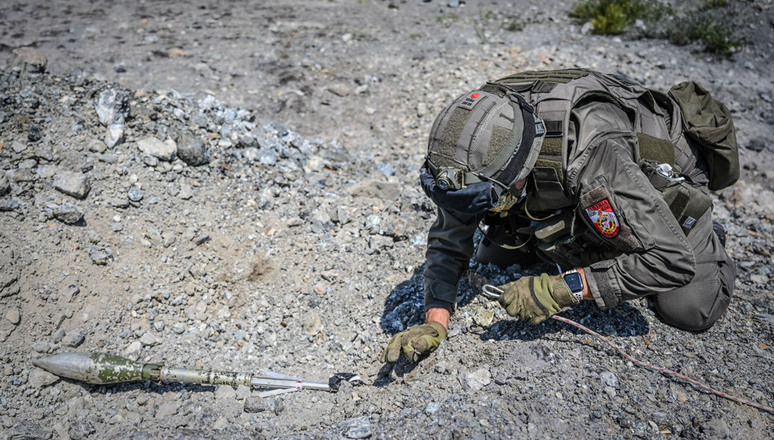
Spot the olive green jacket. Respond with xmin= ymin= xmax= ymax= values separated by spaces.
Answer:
xmin=423 ymin=97 xmax=718 ymax=312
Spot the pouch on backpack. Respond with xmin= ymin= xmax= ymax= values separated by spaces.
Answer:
xmin=669 ymin=81 xmax=739 ymax=191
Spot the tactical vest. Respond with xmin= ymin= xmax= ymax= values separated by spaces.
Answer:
xmin=482 ymin=69 xmax=723 ymax=267
xmin=492 ymin=69 xmax=681 ymax=210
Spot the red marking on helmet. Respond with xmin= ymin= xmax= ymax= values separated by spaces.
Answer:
xmin=471 ymin=92 xmax=480 ymax=99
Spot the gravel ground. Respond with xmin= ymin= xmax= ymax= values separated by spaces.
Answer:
xmin=1 ymin=1 xmax=773 ymax=439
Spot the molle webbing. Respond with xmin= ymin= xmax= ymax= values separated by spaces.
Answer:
xmin=529 ymin=131 xmax=677 ymax=213
xmin=637 ymin=133 xmax=675 ymax=166
xmin=535 ymin=137 xmax=564 ymax=183
xmin=535 ymin=132 xmax=675 ymax=181
xmin=659 ymin=182 xmax=712 ymax=235
xmin=496 ymin=70 xmax=592 ymax=85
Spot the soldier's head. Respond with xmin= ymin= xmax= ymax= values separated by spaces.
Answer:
xmin=420 ymin=84 xmax=545 ymax=214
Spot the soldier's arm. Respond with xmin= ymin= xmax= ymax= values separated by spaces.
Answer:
xmin=423 ymin=206 xmax=481 ymax=320
xmin=569 ymin=102 xmax=697 ymax=309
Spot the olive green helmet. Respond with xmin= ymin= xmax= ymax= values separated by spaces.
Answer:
xmin=420 ymin=83 xmax=545 ymax=214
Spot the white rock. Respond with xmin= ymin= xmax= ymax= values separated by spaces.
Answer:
xmin=5 ymin=307 xmax=20 ymax=325
xmin=28 ymin=369 xmax=60 ymax=388
xmin=463 ymin=368 xmax=491 ymax=391
xmin=124 ymin=340 xmax=143 ymax=360
xmin=137 ymin=137 xmax=177 ymax=162
xmin=139 ymin=332 xmax=160 ymax=346
xmin=54 ymin=172 xmax=90 ymax=199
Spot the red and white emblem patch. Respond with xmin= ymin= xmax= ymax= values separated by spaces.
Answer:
xmin=585 ymin=199 xmax=619 ymax=238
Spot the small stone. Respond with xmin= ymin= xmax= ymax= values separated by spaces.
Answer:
xmin=600 ymin=371 xmax=618 ymax=388
xmin=7 ymin=47 xmax=47 ymax=73
xmin=69 ymin=420 xmax=95 ymax=440
xmin=213 ymin=417 xmax=229 ymax=431
xmin=53 ymin=203 xmax=84 ymax=225
xmin=62 ymin=284 xmax=80 ymax=302
xmin=327 ymin=83 xmax=352 ymax=97
xmin=128 ymin=187 xmax=144 ymax=202
xmin=13 ymin=168 xmax=36 ymax=182
xmin=417 ymin=102 xmax=428 ymax=117
xmin=88 ymin=139 xmax=108 ymax=153
xmin=145 ymin=228 xmax=164 ymax=247
xmin=167 ymin=183 xmax=180 ymax=197
xmin=304 ymin=312 xmax=323 ymax=335
xmin=28 ymin=369 xmax=60 ymax=388
xmin=124 ymin=340 xmax=143 ymax=360
xmin=31 ymin=341 xmax=48 ymax=353
xmin=105 ymin=123 xmax=125 ymax=148
xmin=7 ymin=421 xmax=50 ymax=440
xmin=139 ymin=332 xmax=159 ymax=346
xmin=215 ymin=385 xmax=237 ymax=400
xmin=172 ymin=323 xmax=186 ymax=334
xmin=194 ymin=234 xmax=210 ymax=245
xmin=176 ymin=131 xmax=209 ymax=166
xmin=54 ymin=172 xmax=90 ymax=199
xmin=5 ymin=307 xmax=21 ymax=325
xmin=95 ymin=86 xmax=130 ymax=126
xmin=178 ymin=184 xmax=194 ymax=200
xmin=11 ymin=140 xmax=27 ymax=153
xmin=53 ymin=329 xmax=65 ymax=343
xmin=244 ymin=397 xmax=268 ymax=413
xmin=474 ymin=309 xmax=494 ymax=327
xmin=108 ymin=196 xmax=130 ymax=208
xmin=703 ymin=418 xmax=730 ymax=438
xmin=87 ymin=247 xmax=112 ymax=265
xmin=339 ymin=416 xmax=372 ymax=439
xmin=0 ymin=171 xmax=10 ymax=196
xmin=153 ymin=321 xmax=165 ymax=332
xmin=235 ymin=385 xmax=251 ymax=400
xmin=142 ymin=154 xmax=159 ymax=167
xmin=273 ymin=398 xmax=285 ymax=415
xmin=463 ymin=368 xmax=492 ymax=391
xmin=137 ymin=136 xmax=177 ymax=161
xmin=0 ymin=199 xmax=20 ymax=211
xmin=425 ymin=402 xmax=440 ymax=415
xmin=63 ymin=329 xmax=86 ymax=348
xmin=747 ymin=138 xmax=767 ymax=152
xmin=155 ymin=402 xmax=180 ymax=418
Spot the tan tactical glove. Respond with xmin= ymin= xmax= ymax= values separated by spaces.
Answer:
xmin=381 ymin=322 xmax=447 ymax=363
xmin=497 ymin=273 xmax=579 ymax=324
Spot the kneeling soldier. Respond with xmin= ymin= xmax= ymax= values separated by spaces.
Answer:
xmin=384 ymin=69 xmax=738 ymax=363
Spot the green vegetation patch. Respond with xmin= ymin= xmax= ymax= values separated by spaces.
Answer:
xmin=569 ymin=0 xmax=743 ymax=56
xmin=569 ymin=0 xmax=669 ymax=35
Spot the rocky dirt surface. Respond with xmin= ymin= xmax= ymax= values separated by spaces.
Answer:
xmin=1 ymin=0 xmax=773 ymax=439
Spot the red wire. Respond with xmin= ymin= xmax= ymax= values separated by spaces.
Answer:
xmin=549 ymin=314 xmax=774 ymax=416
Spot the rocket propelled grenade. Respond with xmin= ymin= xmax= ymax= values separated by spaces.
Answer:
xmin=32 ymin=352 xmax=361 ymax=397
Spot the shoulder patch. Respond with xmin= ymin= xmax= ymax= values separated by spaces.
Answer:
xmin=585 ymin=199 xmax=619 ymax=238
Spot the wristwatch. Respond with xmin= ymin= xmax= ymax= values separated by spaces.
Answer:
xmin=562 ymin=269 xmax=584 ymax=302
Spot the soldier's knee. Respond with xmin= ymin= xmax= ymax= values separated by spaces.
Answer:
xmin=651 ymin=260 xmax=734 ymax=331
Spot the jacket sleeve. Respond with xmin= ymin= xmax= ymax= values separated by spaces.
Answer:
xmin=569 ymin=103 xmax=697 ymax=309
xmin=423 ymin=207 xmax=481 ymax=312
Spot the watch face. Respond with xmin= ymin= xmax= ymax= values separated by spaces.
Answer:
xmin=564 ymin=272 xmax=584 ymax=293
